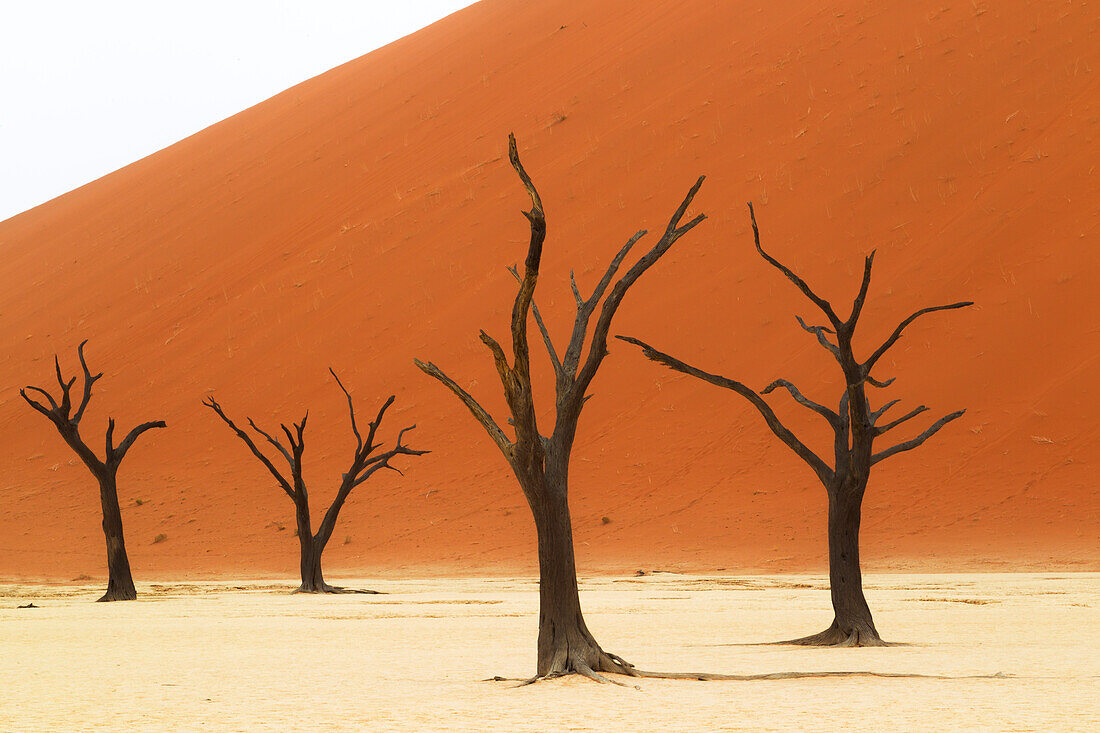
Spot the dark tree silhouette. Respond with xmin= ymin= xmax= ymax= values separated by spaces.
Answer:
xmin=415 ymin=134 xmax=707 ymax=682
xmin=203 ymin=369 xmax=426 ymax=593
xmin=619 ymin=202 xmax=973 ymax=646
xmin=21 ymin=341 xmax=166 ymax=601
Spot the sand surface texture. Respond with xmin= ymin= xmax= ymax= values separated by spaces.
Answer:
xmin=1 ymin=573 xmax=1097 ymax=731
xmin=0 ymin=0 xmax=1097 ymax=580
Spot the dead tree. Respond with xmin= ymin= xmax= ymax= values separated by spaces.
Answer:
xmin=415 ymin=134 xmax=706 ymax=682
xmin=203 ymin=369 xmax=426 ymax=593
xmin=619 ymin=203 xmax=973 ymax=646
xmin=20 ymin=341 xmax=166 ymax=601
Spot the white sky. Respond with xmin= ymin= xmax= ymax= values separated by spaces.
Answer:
xmin=0 ymin=1 xmax=478 ymax=223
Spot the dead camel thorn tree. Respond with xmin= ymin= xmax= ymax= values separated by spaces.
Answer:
xmin=415 ymin=133 xmax=714 ymax=684
xmin=203 ymin=369 xmax=426 ymax=594
xmin=21 ymin=340 xmax=166 ymax=602
xmin=619 ymin=202 xmax=973 ymax=647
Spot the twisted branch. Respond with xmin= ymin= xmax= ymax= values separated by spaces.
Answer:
xmin=761 ymin=379 xmax=842 ymax=428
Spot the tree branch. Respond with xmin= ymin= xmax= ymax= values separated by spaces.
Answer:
xmin=846 ymin=251 xmax=876 ymax=328
xmin=362 ymin=395 xmax=396 ymax=457
xmin=316 ymin=417 xmax=428 ymax=551
xmin=203 ymin=397 xmax=294 ymax=498
xmin=575 ymin=177 xmax=706 ymax=395
xmin=562 ymin=230 xmax=646 ymax=377
xmin=503 ymin=134 xmax=547 ymax=453
xmin=761 ymin=379 xmax=842 ymax=428
xmin=864 ymin=301 xmax=975 ymax=372
xmin=105 ymin=417 xmax=116 ymax=456
xmin=329 ymin=368 xmax=363 ymax=451
xmin=352 ymin=425 xmax=429 ymax=487
xmin=506 ymin=133 xmax=546 ymax=386
xmin=22 ymin=386 xmax=59 ymax=413
xmin=873 ymin=405 xmax=928 ymax=435
xmin=246 ymin=418 xmax=294 ymax=469
xmin=21 ymin=342 xmax=151 ymax=477
xmin=414 ymin=359 xmax=511 ymax=456
xmin=868 ymin=398 xmax=901 ymax=424
xmin=871 ymin=410 xmax=965 ymax=465
xmin=479 ymin=330 xmax=513 ymax=387
xmin=748 ymin=202 xmax=842 ymax=330
xmin=53 ymin=356 xmax=77 ymax=415
xmin=795 ymin=315 xmax=840 ymax=358
xmin=617 ymin=335 xmax=834 ymax=484
xmin=106 ymin=416 xmax=165 ymax=462
xmin=508 ymin=264 xmax=562 ymax=374
xmin=113 ymin=420 xmax=167 ymax=462
xmin=73 ymin=339 xmax=103 ymax=425
xmin=285 ymin=415 xmax=308 ymax=465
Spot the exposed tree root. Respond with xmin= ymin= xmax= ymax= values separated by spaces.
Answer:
xmin=96 ymin=588 xmax=137 ymax=602
xmin=774 ymin=622 xmax=890 ymax=647
xmin=494 ymin=668 xmax=1010 ymax=685
xmin=293 ymin=583 xmax=382 ymax=595
xmin=492 ymin=637 xmax=1007 ymax=686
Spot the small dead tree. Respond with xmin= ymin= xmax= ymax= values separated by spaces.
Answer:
xmin=415 ymin=134 xmax=706 ymax=682
xmin=21 ymin=341 xmax=166 ymax=601
xmin=619 ymin=203 xmax=973 ymax=646
xmin=203 ymin=369 xmax=426 ymax=593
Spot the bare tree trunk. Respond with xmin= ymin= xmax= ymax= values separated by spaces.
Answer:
xmin=97 ymin=472 xmax=136 ymax=602
xmin=527 ymin=476 xmax=607 ymax=676
xmin=825 ymin=484 xmax=882 ymax=643
xmin=293 ymin=501 xmax=326 ymax=594
xmin=787 ymin=481 xmax=884 ymax=646
xmin=298 ymin=545 xmax=328 ymax=593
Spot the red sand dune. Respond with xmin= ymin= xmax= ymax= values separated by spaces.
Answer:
xmin=1 ymin=0 xmax=1096 ymax=580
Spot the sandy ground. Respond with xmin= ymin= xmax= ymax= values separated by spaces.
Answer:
xmin=1 ymin=573 xmax=1096 ymax=731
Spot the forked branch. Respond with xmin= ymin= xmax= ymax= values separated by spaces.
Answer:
xmin=23 ymin=342 xmax=164 ymax=474
xmin=507 ymin=264 xmax=562 ymax=373
xmin=846 ymin=251 xmax=876 ymax=328
xmin=507 ymin=132 xmax=546 ymax=390
xmin=203 ymin=397 xmax=294 ymax=499
xmin=562 ymin=229 xmax=647 ymax=378
xmin=327 ymin=368 xmax=426 ymax=488
xmin=110 ymin=420 xmax=167 ymax=464
xmin=873 ymin=405 xmax=929 ymax=436
xmin=246 ymin=417 xmax=294 ymax=469
xmin=795 ymin=315 xmax=840 ymax=358
xmin=73 ymin=340 xmax=103 ymax=424
xmin=575 ymin=176 xmax=706 ymax=395
xmin=871 ymin=410 xmax=965 ymax=464
xmin=868 ymin=398 xmax=901 ymax=424
xmin=350 ymin=426 xmax=428 ymax=488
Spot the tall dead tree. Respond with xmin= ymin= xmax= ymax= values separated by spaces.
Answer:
xmin=620 ymin=203 xmax=972 ymax=646
xmin=21 ymin=341 xmax=166 ymax=601
xmin=204 ymin=369 xmax=426 ymax=593
xmin=415 ymin=134 xmax=706 ymax=682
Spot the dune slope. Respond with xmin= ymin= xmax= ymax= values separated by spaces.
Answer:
xmin=0 ymin=0 xmax=1096 ymax=579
